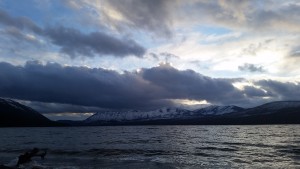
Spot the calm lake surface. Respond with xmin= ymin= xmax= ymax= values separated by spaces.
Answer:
xmin=0 ymin=125 xmax=299 ymax=169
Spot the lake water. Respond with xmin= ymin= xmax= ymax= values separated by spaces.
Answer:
xmin=0 ymin=125 xmax=299 ymax=169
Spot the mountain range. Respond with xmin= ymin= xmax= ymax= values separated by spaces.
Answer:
xmin=82 ymin=101 xmax=300 ymax=125
xmin=1 ymin=97 xmax=300 ymax=127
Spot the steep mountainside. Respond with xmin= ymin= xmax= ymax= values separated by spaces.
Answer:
xmin=228 ymin=101 xmax=300 ymax=117
xmin=0 ymin=98 xmax=58 ymax=127
xmin=220 ymin=101 xmax=300 ymax=124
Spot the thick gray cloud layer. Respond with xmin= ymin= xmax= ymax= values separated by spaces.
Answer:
xmin=255 ymin=80 xmax=300 ymax=100
xmin=44 ymin=26 xmax=145 ymax=57
xmin=0 ymin=9 xmax=145 ymax=58
xmin=1 ymin=61 xmax=298 ymax=113
xmin=0 ymin=61 xmax=241 ymax=111
xmin=243 ymin=86 xmax=273 ymax=97
xmin=22 ymin=101 xmax=106 ymax=114
xmin=141 ymin=63 xmax=245 ymax=104
xmin=0 ymin=61 xmax=164 ymax=110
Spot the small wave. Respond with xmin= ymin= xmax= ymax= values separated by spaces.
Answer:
xmin=196 ymin=146 xmax=238 ymax=152
xmin=49 ymin=148 xmax=187 ymax=157
xmin=232 ymin=158 xmax=251 ymax=164
xmin=0 ymin=149 xmax=29 ymax=153
xmin=193 ymin=152 xmax=214 ymax=157
xmin=4 ymin=159 xmax=52 ymax=169
xmin=129 ymin=139 xmax=163 ymax=144
xmin=221 ymin=141 xmax=247 ymax=146
xmin=50 ymin=150 xmax=82 ymax=156
xmin=146 ymin=127 xmax=159 ymax=130
xmin=23 ymin=141 xmax=36 ymax=145
xmin=277 ymin=148 xmax=300 ymax=155
xmin=54 ymin=167 xmax=80 ymax=169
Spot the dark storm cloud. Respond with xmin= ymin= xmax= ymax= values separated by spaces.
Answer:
xmin=1 ymin=61 xmax=298 ymax=112
xmin=0 ymin=9 xmax=145 ymax=58
xmin=238 ymin=63 xmax=265 ymax=73
xmin=0 ymin=61 xmax=248 ymax=111
xmin=21 ymin=101 xmax=106 ymax=114
xmin=243 ymin=86 xmax=272 ymax=97
xmin=255 ymin=80 xmax=300 ymax=100
xmin=44 ymin=26 xmax=145 ymax=58
xmin=140 ymin=63 xmax=245 ymax=104
xmin=0 ymin=61 xmax=166 ymax=110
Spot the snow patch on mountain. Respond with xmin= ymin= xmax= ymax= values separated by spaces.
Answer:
xmin=85 ymin=107 xmax=192 ymax=122
xmin=85 ymin=105 xmax=244 ymax=123
xmin=193 ymin=105 xmax=244 ymax=116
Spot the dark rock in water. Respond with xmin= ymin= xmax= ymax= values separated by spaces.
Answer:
xmin=17 ymin=148 xmax=47 ymax=167
xmin=0 ymin=98 xmax=62 ymax=127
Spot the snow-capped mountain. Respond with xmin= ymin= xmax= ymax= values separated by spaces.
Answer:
xmin=193 ymin=105 xmax=245 ymax=116
xmin=82 ymin=101 xmax=300 ymax=125
xmin=84 ymin=105 xmax=243 ymax=123
xmin=84 ymin=107 xmax=192 ymax=123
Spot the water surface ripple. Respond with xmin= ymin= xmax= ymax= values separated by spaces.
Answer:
xmin=0 ymin=125 xmax=299 ymax=168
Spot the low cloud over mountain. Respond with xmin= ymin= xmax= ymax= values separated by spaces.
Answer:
xmin=0 ymin=61 xmax=299 ymax=113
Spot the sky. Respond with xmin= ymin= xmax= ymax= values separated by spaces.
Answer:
xmin=0 ymin=0 xmax=300 ymax=120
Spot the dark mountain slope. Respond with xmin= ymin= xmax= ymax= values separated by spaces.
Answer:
xmin=220 ymin=101 xmax=300 ymax=124
xmin=0 ymin=98 xmax=60 ymax=127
